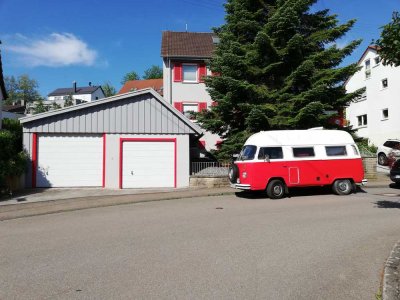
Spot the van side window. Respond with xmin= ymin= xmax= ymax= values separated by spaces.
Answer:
xmin=351 ymin=145 xmax=359 ymax=155
xmin=325 ymin=146 xmax=347 ymax=156
xmin=258 ymin=147 xmax=283 ymax=159
xmin=293 ymin=147 xmax=315 ymax=157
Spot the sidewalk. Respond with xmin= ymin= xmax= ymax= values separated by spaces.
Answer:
xmin=0 ymin=174 xmax=393 ymax=221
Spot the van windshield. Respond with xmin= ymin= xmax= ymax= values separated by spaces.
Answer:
xmin=239 ymin=145 xmax=257 ymax=161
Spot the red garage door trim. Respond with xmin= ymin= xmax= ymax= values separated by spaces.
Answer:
xmin=32 ymin=133 xmax=37 ymax=188
xmin=119 ymin=138 xmax=177 ymax=189
xmin=31 ymin=133 xmax=106 ymax=188
xmin=102 ymin=133 xmax=106 ymax=188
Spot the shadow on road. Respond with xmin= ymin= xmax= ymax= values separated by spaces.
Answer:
xmin=389 ymin=183 xmax=400 ymax=189
xmin=374 ymin=200 xmax=400 ymax=209
xmin=235 ymin=186 xmax=367 ymax=200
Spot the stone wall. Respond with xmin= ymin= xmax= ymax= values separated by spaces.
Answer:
xmin=362 ymin=156 xmax=377 ymax=179
xmin=190 ymin=176 xmax=230 ymax=188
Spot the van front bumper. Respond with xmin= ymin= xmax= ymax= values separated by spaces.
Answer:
xmin=230 ymin=183 xmax=251 ymax=190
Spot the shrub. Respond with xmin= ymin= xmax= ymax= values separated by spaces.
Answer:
xmin=0 ymin=119 xmax=28 ymax=194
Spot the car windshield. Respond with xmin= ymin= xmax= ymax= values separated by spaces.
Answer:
xmin=239 ymin=145 xmax=257 ymax=161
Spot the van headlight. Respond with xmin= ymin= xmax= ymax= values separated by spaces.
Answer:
xmin=242 ymin=172 xmax=247 ymax=179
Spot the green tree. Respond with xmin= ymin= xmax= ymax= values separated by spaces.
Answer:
xmin=143 ymin=65 xmax=163 ymax=79
xmin=198 ymin=0 xmax=363 ymax=160
xmin=64 ymin=94 xmax=74 ymax=107
xmin=375 ymin=11 xmax=400 ymax=66
xmin=33 ymin=99 xmax=49 ymax=114
xmin=4 ymin=74 xmax=41 ymax=104
xmin=102 ymin=82 xmax=117 ymax=97
xmin=121 ymin=71 xmax=140 ymax=85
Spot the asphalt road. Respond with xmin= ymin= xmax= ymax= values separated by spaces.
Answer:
xmin=1 ymin=187 xmax=400 ymax=300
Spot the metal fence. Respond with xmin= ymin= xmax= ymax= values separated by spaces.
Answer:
xmin=191 ymin=162 xmax=230 ymax=176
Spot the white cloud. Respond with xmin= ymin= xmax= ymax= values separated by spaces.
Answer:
xmin=4 ymin=33 xmax=98 ymax=67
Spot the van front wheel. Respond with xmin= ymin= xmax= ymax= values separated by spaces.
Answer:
xmin=266 ymin=179 xmax=286 ymax=199
xmin=332 ymin=179 xmax=353 ymax=195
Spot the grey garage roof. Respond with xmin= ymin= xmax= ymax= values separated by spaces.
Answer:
xmin=20 ymin=88 xmax=203 ymax=135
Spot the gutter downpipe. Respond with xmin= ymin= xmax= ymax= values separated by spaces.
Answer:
xmin=169 ymin=57 xmax=173 ymax=105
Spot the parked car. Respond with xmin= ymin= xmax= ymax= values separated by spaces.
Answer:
xmin=390 ymin=159 xmax=400 ymax=185
xmin=377 ymin=139 xmax=400 ymax=166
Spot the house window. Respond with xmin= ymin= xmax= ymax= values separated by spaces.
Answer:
xmin=183 ymin=103 xmax=198 ymax=119
xmin=365 ymin=59 xmax=371 ymax=69
xmin=382 ymin=108 xmax=389 ymax=120
xmin=382 ymin=78 xmax=388 ymax=89
xmin=374 ymin=56 xmax=381 ymax=65
xmin=365 ymin=59 xmax=371 ymax=79
xmin=182 ymin=65 xmax=197 ymax=82
xmin=293 ymin=147 xmax=315 ymax=158
xmin=357 ymin=114 xmax=367 ymax=127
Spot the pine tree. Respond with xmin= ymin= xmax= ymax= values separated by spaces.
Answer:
xmin=199 ymin=0 xmax=363 ymax=160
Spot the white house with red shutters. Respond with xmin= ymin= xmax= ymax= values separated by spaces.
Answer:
xmin=161 ymin=31 xmax=221 ymax=152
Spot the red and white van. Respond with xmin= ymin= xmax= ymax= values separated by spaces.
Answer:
xmin=229 ymin=129 xmax=367 ymax=198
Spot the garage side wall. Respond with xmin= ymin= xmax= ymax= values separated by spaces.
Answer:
xmin=105 ymin=134 xmax=189 ymax=188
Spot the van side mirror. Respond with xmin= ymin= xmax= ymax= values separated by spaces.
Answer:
xmin=264 ymin=154 xmax=270 ymax=162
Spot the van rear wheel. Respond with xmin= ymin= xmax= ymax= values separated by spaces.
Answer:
xmin=266 ymin=179 xmax=286 ymax=199
xmin=332 ymin=179 xmax=353 ymax=195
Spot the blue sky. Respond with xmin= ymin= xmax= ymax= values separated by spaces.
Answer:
xmin=0 ymin=0 xmax=398 ymax=96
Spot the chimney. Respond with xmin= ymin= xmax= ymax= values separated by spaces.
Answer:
xmin=73 ymin=81 xmax=77 ymax=93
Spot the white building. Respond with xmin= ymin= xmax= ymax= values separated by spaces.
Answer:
xmin=47 ymin=82 xmax=105 ymax=104
xmin=345 ymin=45 xmax=400 ymax=145
xmin=161 ymin=31 xmax=221 ymax=152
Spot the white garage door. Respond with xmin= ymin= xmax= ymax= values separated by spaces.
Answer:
xmin=122 ymin=141 xmax=175 ymax=188
xmin=37 ymin=135 xmax=103 ymax=187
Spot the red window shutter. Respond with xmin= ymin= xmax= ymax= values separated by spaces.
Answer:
xmin=198 ymin=102 xmax=207 ymax=112
xmin=174 ymin=63 xmax=182 ymax=82
xmin=211 ymin=71 xmax=221 ymax=77
xmin=174 ymin=102 xmax=183 ymax=112
xmin=198 ymin=64 xmax=207 ymax=83
xmin=211 ymin=101 xmax=218 ymax=107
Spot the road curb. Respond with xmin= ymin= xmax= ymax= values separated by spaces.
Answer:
xmin=0 ymin=189 xmax=236 ymax=221
xmin=383 ymin=241 xmax=400 ymax=300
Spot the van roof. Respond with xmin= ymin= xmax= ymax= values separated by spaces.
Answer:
xmin=245 ymin=130 xmax=355 ymax=147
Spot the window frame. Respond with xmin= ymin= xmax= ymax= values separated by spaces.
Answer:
xmin=357 ymin=114 xmax=367 ymax=127
xmin=182 ymin=64 xmax=198 ymax=83
xmin=381 ymin=78 xmax=388 ymax=89
xmin=382 ymin=108 xmax=389 ymax=120
xmin=325 ymin=146 xmax=347 ymax=157
xmin=257 ymin=147 xmax=284 ymax=160
xmin=292 ymin=147 xmax=315 ymax=158
xmin=182 ymin=103 xmax=199 ymax=119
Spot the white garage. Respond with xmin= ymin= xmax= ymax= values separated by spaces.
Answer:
xmin=36 ymin=135 xmax=103 ymax=187
xmin=21 ymin=89 xmax=202 ymax=189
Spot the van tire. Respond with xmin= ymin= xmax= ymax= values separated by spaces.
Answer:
xmin=332 ymin=179 xmax=353 ymax=195
xmin=266 ymin=179 xmax=286 ymax=199
xmin=228 ymin=164 xmax=239 ymax=184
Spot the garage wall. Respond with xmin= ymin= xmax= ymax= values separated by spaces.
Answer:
xmin=105 ymin=134 xmax=189 ymax=188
